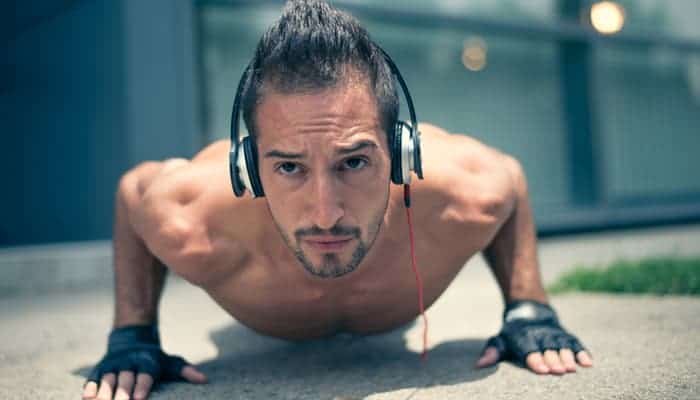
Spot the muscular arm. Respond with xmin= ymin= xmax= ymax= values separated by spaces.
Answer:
xmin=84 ymin=160 xmax=208 ymax=399
xmin=477 ymin=156 xmax=593 ymax=374
xmin=112 ymin=159 xmax=191 ymax=327
xmin=112 ymin=163 xmax=170 ymax=327
xmin=482 ymin=157 xmax=547 ymax=304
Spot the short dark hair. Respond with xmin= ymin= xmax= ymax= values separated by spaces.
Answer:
xmin=241 ymin=0 xmax=399 ymax=149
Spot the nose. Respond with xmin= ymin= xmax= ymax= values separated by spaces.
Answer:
xmin=308 ymin=171 xmax=345 ymax=230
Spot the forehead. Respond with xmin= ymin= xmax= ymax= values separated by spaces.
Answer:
xmin=254 ymin=81 xmax=383 ymax=148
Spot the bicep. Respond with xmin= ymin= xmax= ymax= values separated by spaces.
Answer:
xmin=131 ymin=191 xmax=190 ymax=261
xmin=447 ymin=140 xmax=519 ymax=226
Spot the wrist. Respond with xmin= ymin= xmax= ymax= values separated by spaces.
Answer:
xmin=108 ymin=324 xmax=161 ymax=349
xmin=503 ymin=276 xmax=548 ymax=305
xmin=504 ymin=288 xmax=548 ymax=305
xmin=114 ymin=311 xmax=159 ymax=330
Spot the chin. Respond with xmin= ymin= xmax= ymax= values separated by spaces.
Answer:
xmin=311 ymin=267 xmax=358 ymax=279
xmin=296 ymin=245 xmax=367 ymax=279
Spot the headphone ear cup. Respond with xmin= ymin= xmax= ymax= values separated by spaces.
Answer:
xmin=412 ymin=127 xmax=423 ymax=180
xmin=230 ymin=138 xmax=252 ymax=197
xmin=242 ymin=136 xmax=265 ymax=197
xmin=390 ymin=122 xmax=404 ymax=184
xmin=230 ymin=155 xmax=245 ymax=197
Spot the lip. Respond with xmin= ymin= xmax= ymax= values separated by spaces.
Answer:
xmin=304 ymin=237 xmax=353 ymax=252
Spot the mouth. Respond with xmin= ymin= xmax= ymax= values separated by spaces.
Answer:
xmin=303 ymin=237 xmax=354 ymax=252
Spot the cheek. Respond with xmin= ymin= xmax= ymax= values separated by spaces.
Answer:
xmin=348 ymin=178 xmax=390 ymax=221
xmin=265 ymin=195 xmax=298 ymax=233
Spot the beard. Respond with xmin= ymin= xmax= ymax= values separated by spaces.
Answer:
xmin=270 ymin=202 xmax=387 ymax=279
xmin=294 ymin=233 xmax=367 ymax=278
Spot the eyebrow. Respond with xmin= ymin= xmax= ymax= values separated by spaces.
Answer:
xmin=263 ymin=140 xmax=378 ymax=159
xmin=337 ymin=140 xmax=377 ymax=155
xmin=263 ymin=149 xmax=306 ymax=159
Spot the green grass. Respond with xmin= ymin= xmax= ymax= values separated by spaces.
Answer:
xmin=547 ymin=257 xmax=700 ymax=296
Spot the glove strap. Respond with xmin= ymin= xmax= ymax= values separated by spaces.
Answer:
xmin=503 ymin=300 xmax=558 ymax=323
xmin=108 ymin=324 xmax=161 ymax=352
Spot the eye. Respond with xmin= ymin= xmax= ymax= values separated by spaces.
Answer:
xmin=276 ymin=162 xmax=301 ymax=175
xmin=341 ymin=157 xmax=368 ymax=171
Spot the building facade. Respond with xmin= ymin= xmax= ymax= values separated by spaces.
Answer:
xmin=3 ymin=0 xmax=699 ymax=246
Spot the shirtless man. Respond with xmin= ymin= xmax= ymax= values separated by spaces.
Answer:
xmin=83 ymin=1 xmax=592 ymax=399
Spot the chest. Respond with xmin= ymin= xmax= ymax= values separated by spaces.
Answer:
xmin=203 ymin=184 xmax=494 ymax=338
xmin=208 ymin=228 xmax=473 ymax=339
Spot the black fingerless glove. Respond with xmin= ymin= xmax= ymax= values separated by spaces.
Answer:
xmin=485 ymin=300 xmax=587 ymax=364
xmin=86 ymin=325 xmax=188 ymax=385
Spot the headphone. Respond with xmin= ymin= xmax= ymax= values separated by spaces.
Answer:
xmin=229 ymin=48 xmax=423 ymax=198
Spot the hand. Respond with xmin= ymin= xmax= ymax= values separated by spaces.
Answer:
xmin=82 ymin=325 xmax=207 ymax=400
xmin=475 ymin=300 xmax=593 ymax=375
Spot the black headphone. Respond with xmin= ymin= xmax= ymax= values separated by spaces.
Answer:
xmin=229 ymin=48 xmax=423 ymax=198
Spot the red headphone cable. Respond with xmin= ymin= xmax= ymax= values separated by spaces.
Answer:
xmin=404 ymin=184 xmax=428 ymax=361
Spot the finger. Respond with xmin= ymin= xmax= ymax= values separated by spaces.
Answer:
xmin=543 ymin=349 xmax=566 ymax=375
xmin=114 ymin=371 xmax=135 ymax=400
xmin=576 ymin=350 xmax=594 ymax=367
xmin=96 ymin=373 xmax=116 ymax=400
xmin=525 ymin=353 xmax=550 ymax=374
xmin=559 ymin=349 xmax=577 ymax=372
xmin=133 ymin=373 xmax=154 ymax=400
xmin=82 ymin=381 xmax=98 ymax=399
xmin=181 ymin=365 xmax=208 ymax=384
xmin=475 ymin=346 xmax=500 ymax=368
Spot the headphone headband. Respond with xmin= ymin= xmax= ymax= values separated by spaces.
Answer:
xmin=378 ymin=48 xmax=417 ymax=132
xmin=229 ymin=46 xmax=423 ymax=197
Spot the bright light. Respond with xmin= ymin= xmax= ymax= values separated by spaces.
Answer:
xmin=462 ymin=37 xmax=487 ymax=72
xmin=590 ymin=1 xmax=625 ymax=35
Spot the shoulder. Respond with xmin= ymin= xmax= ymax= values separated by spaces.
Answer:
xmin=141 ymin=139 xmax=238 ymax=213
xmin=416 ymin=123 xmax=520 ymax=224
xmin=136 ymin=141 xmax=263 ymax=282
xmin=132 ymin=156 xmax=213 ymax=262
xmin=418 ymin=123 xmax=516 ymax=176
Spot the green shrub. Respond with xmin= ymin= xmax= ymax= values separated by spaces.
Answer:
xmin=548 ymin=257 xmax=700 ymax=296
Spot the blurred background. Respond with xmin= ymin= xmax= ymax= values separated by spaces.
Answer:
xmin=3 ymin=4 xmax=700 ymax=395
xmin=2 ymin=0 xmax=699 ymax=248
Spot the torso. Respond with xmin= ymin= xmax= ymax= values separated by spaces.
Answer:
xmin=152 ymin=124 xmax=514 ymax=340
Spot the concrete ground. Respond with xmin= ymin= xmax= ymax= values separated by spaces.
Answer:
xmin=1 ymin=224 xmax=700 ymax=399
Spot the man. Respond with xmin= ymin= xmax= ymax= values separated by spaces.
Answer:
xmin=83 ymin=1 xmax=592 ymax=399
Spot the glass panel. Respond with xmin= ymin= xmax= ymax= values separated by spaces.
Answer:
xmin=595 ymin=45 xmax=700 ymax=200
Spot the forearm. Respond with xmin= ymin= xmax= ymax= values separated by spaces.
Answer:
xmin=483 ymin=162 xmax=547 ymax=304
xmin=112 ymin=177 xmax=167 ymax=328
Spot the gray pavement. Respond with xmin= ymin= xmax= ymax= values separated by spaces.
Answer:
xmin=1 ymin=225 xmax=700 ymax=399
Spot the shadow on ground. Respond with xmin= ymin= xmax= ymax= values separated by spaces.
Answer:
xmin=75 ymin=322 xmax=495 ymax=399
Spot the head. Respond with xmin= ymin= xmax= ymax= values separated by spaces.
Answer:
xmin=240 ymin=0 xmax=399 ymax=278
